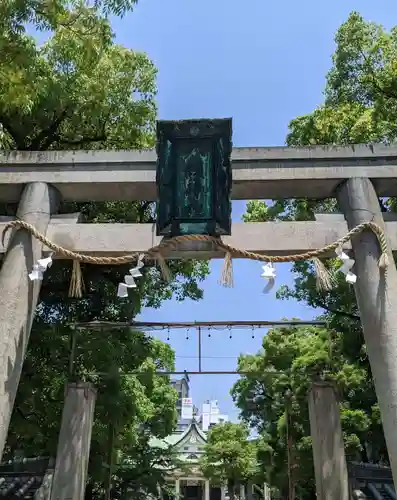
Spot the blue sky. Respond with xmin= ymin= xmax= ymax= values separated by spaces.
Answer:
xmin=110 ymin=0 xmax=397 ymax=421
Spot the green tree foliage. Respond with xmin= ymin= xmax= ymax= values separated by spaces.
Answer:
xmin=0 ymin=2 xmax=208 ymax=497
xmin=238 ymin=11 xmax=397 ymax=498
xmin=110 ymin=440 xmax=181 ymax=500
xmin=231 ymin=326 xmax=385 ymax=499
xmin=1 ymin=0 xmax=138 ymax=39
xmin=200 ymin=422 xmax=267 ymax=499
xmin=0 ymin=3 xmax=154 ymax=150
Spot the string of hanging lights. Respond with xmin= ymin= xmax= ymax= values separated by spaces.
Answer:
xmin=73 ymin=319 xmax=327 ymax=376
xmin=75 ymin=319 xmax=326 ymax=330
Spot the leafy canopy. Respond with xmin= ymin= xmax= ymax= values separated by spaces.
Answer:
xmin=1 ymin=2 xmax=208 ymax=497
xmin=0 ymin=4 xmax=155 ymax=151
xmin=201 ymin=422 xmax=267 ymax=499
xmin=231 ymin=325 xmax=382 ymax=499
xmin=237 ymin=11 xmax=397 ymax=499
xmin=1 ymin=0 xmax=138 ymax=33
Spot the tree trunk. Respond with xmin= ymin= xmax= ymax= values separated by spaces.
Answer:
xmin=286 ymin=403 xmax=295 ymax=500
xmin=227 ymin=480 xmax=239 ymax=500
xmin=84 ymin=483 xmax=94 ymax=500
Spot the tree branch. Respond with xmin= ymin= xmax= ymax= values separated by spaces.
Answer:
xmin=360 ymin=50 xmax=397 ymax=101
xmin=32 ymin=107 xmax=71 ymax=150
xmin=137 ymin=201 xmax=154 ymax=223
xmin=57 ymin=133 xmax=107 ymax=147
xmin=314 ymin=298 xmax=360 ymax=321
xmin=15 ymin=406 xmax=35 ymax=421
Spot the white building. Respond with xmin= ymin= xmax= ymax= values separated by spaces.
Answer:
xmin=171 ymin=374 xmax=193 ymax=432
xmin=148 ymin=377 xmax=267 ymax=500
xmin=198 ymin=400 xmax=229 ymax=432
xmin=171 ymin=376 xmax=229 ymax=432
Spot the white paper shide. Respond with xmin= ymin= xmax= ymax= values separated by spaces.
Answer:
xmin=261 ymin=262 xmax=276 ymax=294
xmin=336 ymin=246 xmax=357 ymax=284
xmin=28 ymin=254 xmax=53 ymax=281
xmin=117 ymin=254 xmax=145 ymax=298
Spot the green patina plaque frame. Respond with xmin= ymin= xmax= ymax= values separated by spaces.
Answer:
xmin=156 ymin=118 xmax=232 ymax=237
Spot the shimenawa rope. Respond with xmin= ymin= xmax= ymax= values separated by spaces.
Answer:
xmin=1 ymin=219 xmax=389 ymax=298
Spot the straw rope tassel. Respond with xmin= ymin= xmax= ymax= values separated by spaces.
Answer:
xmin=0 ymin=218 xmax=390 ymax=296
xmin=379 ymin=252 xmax=389 ymax=270
xmin=311 ymin=257 xmax=334 ymax=291
xmin=68 ymin=260 xmax=85 ymax=298
xmin=376 ymin=228 xmax=390 ymax=270
xmin=219 ymin=251 xmax=234 ymax=287
xmin=155 ymin=252 xmax=172 ymax=282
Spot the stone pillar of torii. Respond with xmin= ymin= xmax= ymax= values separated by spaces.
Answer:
xmin=0 ymin=144 xmax=397 ymax=499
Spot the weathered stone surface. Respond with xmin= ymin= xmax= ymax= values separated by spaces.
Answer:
xmin=0 ymin=213 xmax=81 ymax=224
xmin=50 ymin=382 xmax=96 ymax=500
xmin=2 ymin=144 xmax=397 ymax=201
xmin=1 ymin=220 xmax=397 ymax=259
xmin=308 ymin=382 xmax=349 ymax=500
xmin=337 ymin=177 xmax=397 ymax=486
xmin=0 ymin=182 xmax=60 ymax=459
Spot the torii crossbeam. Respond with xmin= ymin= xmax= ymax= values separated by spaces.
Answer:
xmin=1 ymin=143 xmax=397 ymax=201
xmin=1 ymin=141 xmax=397 ymax=496
xmin=1 ymin=144 xmax=397 ymax=259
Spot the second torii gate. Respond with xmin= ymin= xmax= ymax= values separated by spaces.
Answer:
xmin=1 ymin=127 xmax=397 ymax=499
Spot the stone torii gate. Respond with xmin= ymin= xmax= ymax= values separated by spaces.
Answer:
xmin=1 ymin=143 xmax=397 ymax=499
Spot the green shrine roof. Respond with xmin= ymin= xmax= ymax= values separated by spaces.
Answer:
xmin=150 ymin=419 xmax=207 ymax=448
xmin=149 ymin=419 xmax=207 ymax=464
